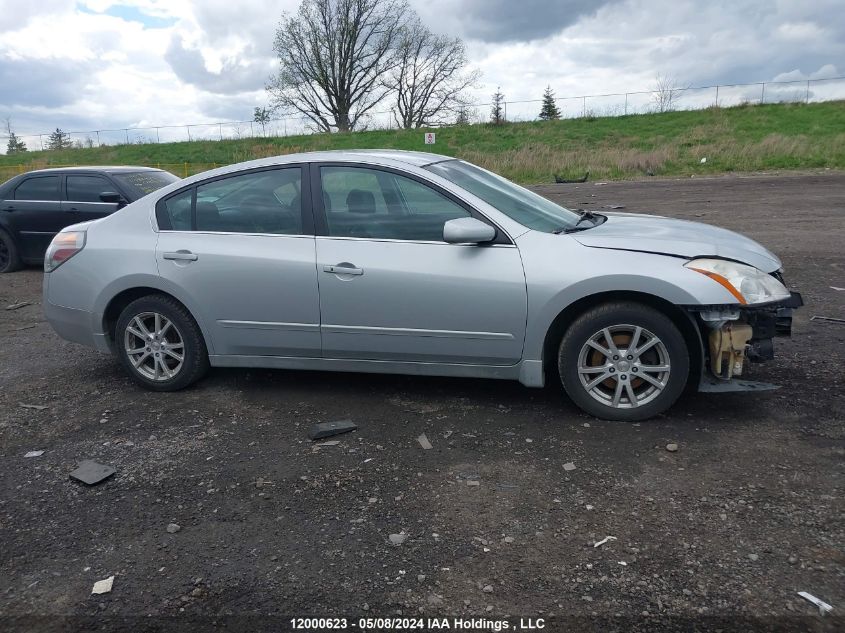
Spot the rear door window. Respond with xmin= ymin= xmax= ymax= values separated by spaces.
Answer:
xmin=14 ymin=176 xmax=60 ymax=201
xmin=66 ymin=175 xmax=113 ymax=203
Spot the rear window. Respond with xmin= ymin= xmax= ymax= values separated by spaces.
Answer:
xmin=112 ymin=171 xmax=179 ymax=199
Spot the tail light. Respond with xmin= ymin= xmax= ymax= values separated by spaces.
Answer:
xmin=45 ymin=231 xmax=86 ymax=272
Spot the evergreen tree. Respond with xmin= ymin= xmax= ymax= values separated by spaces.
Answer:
xmin=455 ymin=105 xmax=470 ymax=125
xmin=6 ymin=131 xmax=27 ymax=154
xmin=539 ymin=85 xmax=561 ymax=120
xmin=490 ymin=87 xmax=506 ymax=125
xmin=46 ymin=128 xmax=73 ymax=150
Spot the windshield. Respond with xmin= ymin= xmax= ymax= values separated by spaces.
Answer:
xmin=113 ymin=171 xmax=180 ymax=199
xmin=424 ymin=160 xmax=581 ymax=232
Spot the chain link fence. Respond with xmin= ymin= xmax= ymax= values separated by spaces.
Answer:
xmin=2 ymin=76 xmax=843 ymax=156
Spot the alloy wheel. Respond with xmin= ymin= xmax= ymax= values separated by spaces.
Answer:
xmin=123 ymin=312 xmax=185 ymax=381
xmin=577 ymin=324 xmax=671 ymax=409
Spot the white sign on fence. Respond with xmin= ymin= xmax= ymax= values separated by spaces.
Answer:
xmin=424 ymin=132 xmax=435 ymax=145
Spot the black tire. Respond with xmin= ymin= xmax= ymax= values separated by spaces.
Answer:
xmin=0 ymin=229 xmax=22 ymax=273
xmin=558 ymin=301 xmax=689 ymax=421
xmin=115 ymin=294 xmax=209 ymax=391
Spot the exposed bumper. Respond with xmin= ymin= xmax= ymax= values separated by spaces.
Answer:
xmin=692 ymin=291 xmax=803 ymax=389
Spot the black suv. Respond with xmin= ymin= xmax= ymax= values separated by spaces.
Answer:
xmin=0 ymin=166 xmax=179 ymax=272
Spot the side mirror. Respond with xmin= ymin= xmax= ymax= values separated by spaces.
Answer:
xmin=99 ymin=191 xmax=125 ymax=205
xmin=443 ymin=217 xmax=496 ymax=244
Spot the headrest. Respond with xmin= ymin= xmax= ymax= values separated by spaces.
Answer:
xmin=346 ymin=189 xmax=376 ymax=214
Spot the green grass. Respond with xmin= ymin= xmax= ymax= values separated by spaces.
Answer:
xmin=2 ymin=101 xmax=844 ymax=184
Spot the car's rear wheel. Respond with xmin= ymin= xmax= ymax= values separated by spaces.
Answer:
xmin=558 ymin=302 xmax=689 ymax=421
xmin=115 ymin=295 xmax=209 ymax=391
xmin=0 ymin=229 xmax=22 ymax=273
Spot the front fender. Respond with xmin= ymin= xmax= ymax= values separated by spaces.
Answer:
xmin=518 ymin=233 xmax=737 ymax=362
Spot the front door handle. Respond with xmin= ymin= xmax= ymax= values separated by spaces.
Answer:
xmin=163 ymin=250 xmax=198 ymax=261
xmin=323 ymin=264 xmax=363 ymax=276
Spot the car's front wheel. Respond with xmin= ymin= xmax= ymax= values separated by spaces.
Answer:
xmin=115 ymin=294 xmax=209 ymax=391
xmin=558 ymin=302 xmax=689 ymax=421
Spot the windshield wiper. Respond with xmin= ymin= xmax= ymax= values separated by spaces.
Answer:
xmin=553 ymin=209 xmax=604 ymax=234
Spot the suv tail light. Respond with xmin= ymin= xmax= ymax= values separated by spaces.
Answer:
xmin=45 ymin=231 xmax=86 ymax=272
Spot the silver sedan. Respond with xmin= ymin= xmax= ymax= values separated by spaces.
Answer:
xmin=43 ymin=150 xmax=802 ymax=420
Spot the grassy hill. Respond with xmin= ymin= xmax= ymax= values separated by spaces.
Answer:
xmin=2 ymin=101 xmax=844 ymax=184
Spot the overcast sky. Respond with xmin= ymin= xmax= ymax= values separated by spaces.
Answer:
xmin=0 ymin=0 xmax=842 ymax=141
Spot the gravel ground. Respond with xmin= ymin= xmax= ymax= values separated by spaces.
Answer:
xmin=0 ymin=172 xmax=843 ymax=632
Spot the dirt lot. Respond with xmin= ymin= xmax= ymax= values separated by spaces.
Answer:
xmin=1 ymin=172 xmax=843 ymax=632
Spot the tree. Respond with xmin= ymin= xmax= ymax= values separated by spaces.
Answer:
xmin=455 ymin=105 xmax=471 ymax=126
xmin=267 ymin=0 xmax=409 ymax=133
xmin=651 ymin=73 xmax=685 ymax=113
xmin=46 ymin=128 xmax=73 ymax=150
xmin=253 ymin=107 xmax=271 ymax=137
xmin=538 ymin=85 xmax=561 ymax=120
xmin=4 ymin=117 xmax=27 ymax=154
xmin=490 ymin=87 xmax=506 ymax=125
xmin=387 ymin=18 xmax=478 ymax=129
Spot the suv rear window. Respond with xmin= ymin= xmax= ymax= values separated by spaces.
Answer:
xmin=113 ymin=171 xmax=179 ymax=198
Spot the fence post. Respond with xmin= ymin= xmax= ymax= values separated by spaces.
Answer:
xmin=624 ymin=93 xmax=628 ymax=115
xmin=186 ymin=125 xmax=191 ymax=142
xmin=715 ymin=85 xmax=719 ymax=107
xmin=250 ymin=121 xmax=254 ymax=137
xmin=806 ymin=80 xmax=811 ymax=104
xmin=760 ymin=82 xmax=765 ymax=104
xmin=219 ymin=123 xmax=223 ymax=141
xmin=156 ymin=127 xmax=160 ymax=143
xmin=183 ymin=162 xmax=188 ymax=178
xmin=39 ymin=135 xmax=44 ymax=151
xmin=582 ymin=96 xmax=586 ymax=117
xmin=96 ymin=131 xmax=100 ymax=146
xmin=124 ymin=129 xmax=129 ymax=144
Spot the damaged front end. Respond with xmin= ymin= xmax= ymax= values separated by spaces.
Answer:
xmin=690 ymin=291 xmax=803 ymax=392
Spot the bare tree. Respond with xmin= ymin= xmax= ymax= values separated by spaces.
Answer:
xmin=387 ymin=18 xmax=478 ymax=129
xmin=267 ymin=0 xmax=409 ymax=133
xmin=651 ymin=73 xmax=686 ymax=113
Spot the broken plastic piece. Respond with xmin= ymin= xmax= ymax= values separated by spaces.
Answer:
xmin=19 ymin=403 xmax=48 ymax=410
xmin=593 ymin=535 xmax=617 ymax=548
xmin=69 ymin=460 xmax=116 ymax=485
xmin=810 ymin=315 xmax=845 ymax=324
xmin=308 ymin=419 xmax=357 ymax=440
xmin=91 ymin=575 xmax=114 ymax=594
xmin=417 ymin=433 xmax=433 ymax=450
xmin=797 ymin=591 xmax=833 ymax=615
xmin=24 ymin=450 xmax=45 ymax=458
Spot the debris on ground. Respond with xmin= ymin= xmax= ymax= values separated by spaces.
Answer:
xmin=69 ymin=460 xmax=116 ymax=485
xmin=797 ymin=591 xmax=833 ymax=615
xmin=24 ymin=450 xmax=45 ymax=458
xmin=830 ymin=286 xmax=844 ymax=291
xmin=417 ymin=433 xmax=433 ymax=450
xmin=810 ymin=315 xmax=845 ymax=324
xmin=5 ymin=301 xmax=31 ymax=311
xmin=12 ymin=325 xmax=36 ymax=331
xmin=554 ymin=171 xmax=589 ymax=184
xmin=594 ymin=536 xmax=618 ymax=548
xmin=466 ymin=480 xmax=480 ymax=487
xmin=314 ymin=440 xmax=340 ymax=447
xmin=308 ymin=419 xmax=357 ymax=440
xmin=666 ymin=443 xmax=679 ymax=452
xmin=91 ymin=576 xmax=114 ymax=595
xmin=700 ymin=157 xmax=707 ymax=164
xmin=19 ymin=403 xmax=48 ymax=411
xmin=388 ymin=533 xmax=408 ymax=545
xmin=603 ymin=205 xmax=626 ymax=209
xmin=563 ymin=462 xmax=576 ymax=471
xmin=166 ymin=523 xmax=181 ymax=534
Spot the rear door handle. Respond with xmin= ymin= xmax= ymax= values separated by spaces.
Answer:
xmin=163 ymin=250 xmax=198 ymax=261
xmin=323 ymin=264 xmax=363 ymax=276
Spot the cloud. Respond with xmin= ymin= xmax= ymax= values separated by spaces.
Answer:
xmin=164 ymin=35 xmax=274 ymax=95
xmin=0 ymin=56 xmax=97 ymax=108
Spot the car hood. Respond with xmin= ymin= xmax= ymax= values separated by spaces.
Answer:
xmin=572 ymin=212 xmax=782 ymax=273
